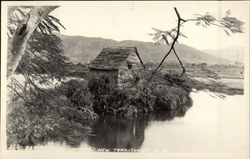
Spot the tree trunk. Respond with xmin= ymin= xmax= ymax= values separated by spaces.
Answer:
xmin=7 ymin=6 xmax=58 ymax=80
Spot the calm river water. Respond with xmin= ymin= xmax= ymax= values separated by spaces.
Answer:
xmin=6 ymin=91 xmax=249 ymax=159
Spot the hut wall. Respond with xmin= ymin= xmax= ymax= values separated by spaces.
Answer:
xmin=89 ymin=69 xmax=119 ymax=85
xmin=118 ymin=52 xmax=143 ymax=88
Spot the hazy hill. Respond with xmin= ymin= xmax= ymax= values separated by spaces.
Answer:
xmin=58 ymin=34 xmax=234 ymax=65
xmin=203 ymin=46 xmax=245 ymax=64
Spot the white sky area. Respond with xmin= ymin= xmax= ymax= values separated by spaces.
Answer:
xmin=50 ymin=1 xmax=249 ymax=51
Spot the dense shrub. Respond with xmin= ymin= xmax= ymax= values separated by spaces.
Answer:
xmin=87 ymin=72 xmax=193 ymax=118
xmin=57 ymin=80 xmax=97 ymax=121
xmin=8 ymin=68 xmax=236 ymax=148
xmin=7 ymin=80 xmax=97 ymax=149
xmin=88 ymin=76 xmax=129 ymax=115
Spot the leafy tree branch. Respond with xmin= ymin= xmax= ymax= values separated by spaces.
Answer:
xmin=150 ymin=7 xmax=244 ymax=78
xmin=7 ymin=6 xmax=71 ymax=105
xmin=7 ymin=6 xmax=59 ymax=80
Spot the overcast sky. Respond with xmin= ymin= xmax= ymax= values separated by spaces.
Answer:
xmin=49 ymin=1 xmax=249 ymax=51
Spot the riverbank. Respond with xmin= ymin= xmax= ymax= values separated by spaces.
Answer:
xmin=7 ymin=91 xmax=248 ymax=159
xmin=7 ymin=71 xmax=244 ymax=148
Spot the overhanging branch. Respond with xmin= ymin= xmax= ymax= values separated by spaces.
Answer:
xmin=150 ymin=7 xmax=184 ymax=78
xmin=8 ymin=6 xmax=58 ymax=80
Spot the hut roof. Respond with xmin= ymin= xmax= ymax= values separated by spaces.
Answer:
xmin=89 ymin=47 xmax=144 ymax=71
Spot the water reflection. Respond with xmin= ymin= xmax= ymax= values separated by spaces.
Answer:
xmin=8 ymin=92 xmax=248 ymax=157
xmin=88 ymin=116 xmax=147 ymax=151
xmin=152 ymin=105 xmax=191 ymax=121
xmin=87 ymin=104 xmax=192 ymax=151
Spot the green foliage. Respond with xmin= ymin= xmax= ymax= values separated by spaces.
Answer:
xmin=7 ymin=7 xmax=86 ymax=148
xmin=7 ymin=80 xmax=97 ymax=149
xmin=7 ymin=7 xmax=98 ymax=149
xmin=7 ymin=68 xmax=240 ymax=148
xmin=128 ymin=81 xmax=155 ymax=113
xmin=87 ymin=66 xmax=240 ymax=118
xmin=150 ymin=9 xmax=244 ymax=46
xmin=88 ymin=71 xmax=193 ymax=118
xmin=16 ymin=31 xmax=72 ymax=80
xmin=194 ymin=10 xmax=244 ymax=35
xmin=146 ymin=72 xmax=193 ymax=111
xmin=38 ymin=15 xmax=66 ymax=34
xmin=7 ymin=7 xmax=65 ymax=37
xmin=149 ymin=8 xmax=244 ymax=76
xmin=57 ymin=80 xmax=97 ymax=121
xmin=88 ymin=76 xmax=128 ymax=115
xmin=8 ymin=6 xmax=72 ymax=83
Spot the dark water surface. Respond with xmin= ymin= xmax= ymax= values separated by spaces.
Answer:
xmin=87 ymin=107 xmax=190 ymax=151
xmin=10 ymin=91 xmax=248 ymax=158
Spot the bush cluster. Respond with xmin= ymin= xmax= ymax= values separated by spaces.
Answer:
xmin=7 ymin=80 xmax=97 ymax=148
xmin=7 ymin=68 xmax=242 ymax=148
xmin=87 ymin=72 xmax=193 ymax=118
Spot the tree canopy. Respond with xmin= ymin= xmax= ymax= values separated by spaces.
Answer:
xmin=8 ymin=6 xmax=72 ymax=91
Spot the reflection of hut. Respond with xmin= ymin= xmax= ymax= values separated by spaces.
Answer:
xmin=88 ymin=47 xmax=144 ymax=87
xmin=88 ymin=117 xmax=146 ymax=151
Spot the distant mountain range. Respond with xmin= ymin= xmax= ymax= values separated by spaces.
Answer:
xmin=58 ymin=34 xmax=239 ymax=65
xmin=203 ymin=46 xmax=245 ymax=64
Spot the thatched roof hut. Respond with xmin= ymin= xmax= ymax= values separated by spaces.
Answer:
xmin=89 ymin=47 xmax=144 ymax=71
xmin=89 ymin=46 xmax=144 ymax=87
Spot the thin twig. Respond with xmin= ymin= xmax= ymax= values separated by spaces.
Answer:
xmin=172 ymin=47 xmax=185 ymax=75
xmin=150 ymin=7 xmax=182 ymax=79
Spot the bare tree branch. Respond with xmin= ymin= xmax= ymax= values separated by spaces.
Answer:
xmin=172 ymin=47 xmax=185 ymax=75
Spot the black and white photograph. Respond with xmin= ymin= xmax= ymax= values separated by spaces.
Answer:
xmin=1 ymin=1 xmax=249 ymax=159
